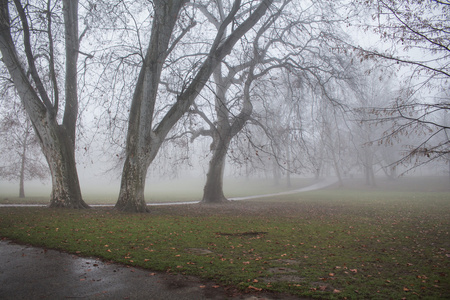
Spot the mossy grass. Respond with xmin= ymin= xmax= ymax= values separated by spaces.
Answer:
xmin=0 ymin=178 xmax=449 ymax=299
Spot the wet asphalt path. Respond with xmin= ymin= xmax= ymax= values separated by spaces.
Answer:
xmin=0 ymin=239 xmax=229 ymax=299
xmin=0 ymin=239 xmax=304 ymax=300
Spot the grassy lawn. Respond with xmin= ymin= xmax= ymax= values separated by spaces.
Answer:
xmin=0 ymin=177 xmax=449 ymax=299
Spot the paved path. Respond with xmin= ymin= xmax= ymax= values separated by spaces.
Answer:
xmin=229 ymin=177 xmax=337 ymax=201
xmin=0 ymin=239 xmax=302 ymax=300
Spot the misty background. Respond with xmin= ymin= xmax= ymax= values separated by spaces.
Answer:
xmin=0 ymin=0 xmax=448 ymax=203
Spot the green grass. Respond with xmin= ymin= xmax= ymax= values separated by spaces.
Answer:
xmin=0 ymin=177 xmax=449 ymax=299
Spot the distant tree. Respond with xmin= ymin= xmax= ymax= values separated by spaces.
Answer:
xmin=349 ymin=65 xmax=398 ymax=185
xmin=188 ymin=0 xmax=291 ymax=203
xmin=255 ymin=70 xmax=310 ymax=186
xmin=354 ymin=0 xmax=450 ymax=170
xmin=190 ymin=0 xmax=360 ymax=200
xmin=0 ymin=95 xmax=48 ymax=197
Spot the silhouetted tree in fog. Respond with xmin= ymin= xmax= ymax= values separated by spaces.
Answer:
xmin=0 ymin=94 xmax=48 ymax=197
xmin=354 ymin=0 xmax=450 ymax=171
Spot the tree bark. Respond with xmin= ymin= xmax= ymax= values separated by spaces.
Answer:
xmin=115 ymin=155 xmax=150 ymax=212
xmin=202 ymin=137 xmax=231 ymax=203
xmin=331 ymin=148 xmax=343 ymax=187
xmin=46 ymin=125 xmax=88 ymax=208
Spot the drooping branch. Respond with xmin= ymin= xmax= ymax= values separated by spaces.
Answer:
xmin=354 ymin=47 xmax=450 ymax=78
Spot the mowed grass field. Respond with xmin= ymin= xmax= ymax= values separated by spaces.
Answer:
xmin=0 ymin=176 xmax=449 ymax=299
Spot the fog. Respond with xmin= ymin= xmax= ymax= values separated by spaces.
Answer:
xmin=0 ymin=1 xmax=448 ymax=210
xmin=1 ymin=154 xmax=448 ymax=204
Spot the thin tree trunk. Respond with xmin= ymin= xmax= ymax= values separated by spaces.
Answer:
xmin=19 ymin=128 xmax=28 ymax=198
xmin=331 ymin=150 xmax=343 ymax=187
xmin=286 ymin=144 xmax=291 ymax=188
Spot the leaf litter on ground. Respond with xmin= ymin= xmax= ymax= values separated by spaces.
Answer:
xmin=0 ymin=187 xmax=449 ymax=299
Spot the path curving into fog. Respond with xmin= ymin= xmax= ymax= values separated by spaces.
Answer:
xmin=0 ymin=178 xmax=338 ymax=207
xmin=228 ymin=177 xmax=338 ymax=201
xmin=147 ymin=177 xmax=337 ymax=206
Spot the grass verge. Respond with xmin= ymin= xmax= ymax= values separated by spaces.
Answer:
xmin=0 ymin=183 xmax=449 ymax=299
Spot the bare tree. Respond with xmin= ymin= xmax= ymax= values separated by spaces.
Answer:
xmin=347 ymin=64 xmax=399 ymax=185
xmin=0 ymin=0 xmax=90 ymax=208
xmin=0 ymin=94 xmax=48 ymax=197
xmin=114 ymin=0 xmax=275 ymax=212
xmin=354 ymin=0 xmax=450 ymax=170
xmin=186 ymin=0 xmax=292 ymax=203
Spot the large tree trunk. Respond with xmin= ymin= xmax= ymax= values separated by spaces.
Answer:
xmin=285 ymin=145 xmax=291 ymax=188
xmin=273 ymin=159 xmax=281 ymax=186
xmin=202 ymin=137 xmax=231 ymax=203
xmin=331 ymin=149 xmax=343 ymax=187
xmin=45 ymin=125 xmax=88 ymax=208
xmin=115 ymin=156 xmax=150 ymax=212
